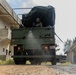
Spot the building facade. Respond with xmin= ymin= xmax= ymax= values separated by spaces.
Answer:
xmin=67 ymin=42 xmax=76 ymax=64
xmin=64 ymin=39 xmax=76 ymax=64
xmin=0 ymin=0 xmax=21 ymax=60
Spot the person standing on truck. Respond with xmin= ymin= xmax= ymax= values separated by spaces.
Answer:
xmin=33 ymin=18 xmax=42 ymax=27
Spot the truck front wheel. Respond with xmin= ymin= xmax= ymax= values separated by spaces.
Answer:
xmin=31 ymin=61 xmax=37 ymax=65
xmin=51 ymin=60 xmax=56 ymax=65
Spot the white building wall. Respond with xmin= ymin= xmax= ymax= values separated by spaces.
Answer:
xmin=0 ymin=0 xmax=21 ymax=60
xmin=73 ymin=50 xmax=76 ymax=64
xmin=0 ymin=18 xmax=10 ymax=39
xmin=66 ymin=51 xmax=74 ymax=63
xmin=0 ymin=44 xmax=10 ymax=55
xmin=0 ymin=17 xmax=12 ymax=39
xmin=67 ymin=52 xmax=71 ymax=62
xmin=66 ymin=46 xmax=76 ymax=64
xmin=8 ymin=28 xmax=11 ymax=39
xmin=0 ymin=18 xmax=8 ymax=29
xmin=0 ymin=18 xmax=11 ymax=56
xmin=0 ymin=45 xmax=6 ymax=55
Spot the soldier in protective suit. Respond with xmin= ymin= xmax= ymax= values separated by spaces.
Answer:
xmin=33 ymin=18 xmax=42 ymax=27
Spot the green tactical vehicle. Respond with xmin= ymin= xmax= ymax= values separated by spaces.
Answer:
xmin=11 ymin=6 xmax=56 ymax=65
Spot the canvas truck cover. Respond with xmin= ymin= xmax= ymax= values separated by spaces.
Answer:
xmin=22 ymin=6 xmax=55 ymax=27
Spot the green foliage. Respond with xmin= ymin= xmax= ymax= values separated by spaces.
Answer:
xmin=61 ymin=62 xmax=72 ymax=65
xmin=5 ymin=59 xmax=15 ymax=65
xmin=64 ymin=39 xmax=73 ymax=52
xmin=0 ymin=60 xmax=3 ymax=65
xmin=0 ymin=59 xmax=15 ymax=65
xmin=64 ymin=39 xmax=72 ymax=47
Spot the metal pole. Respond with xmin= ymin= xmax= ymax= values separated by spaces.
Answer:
xmin=55 ymin=32 xmax=64 ymax=44
xmin=13 ymin=8 xmax=32 ymax=10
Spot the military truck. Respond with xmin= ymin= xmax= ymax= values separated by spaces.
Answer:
xmin=11 ymin=6 xmax=56 ymax=65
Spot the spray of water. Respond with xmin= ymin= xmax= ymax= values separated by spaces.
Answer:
xmin=26 ymin=30 xmax=40 ymax=50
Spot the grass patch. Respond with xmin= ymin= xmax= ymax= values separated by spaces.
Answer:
xmin=61 ymin=62 xmax=72 ymax=65
xmin=0 ymin=59 xmax=15 ymax=65
xmin=26 ymin=61 xmax=31 ymax=64
xmin=5 ymin=59 xmax=15 ymax=65
xmin=41 ymin=62 xmax=51 ymax=65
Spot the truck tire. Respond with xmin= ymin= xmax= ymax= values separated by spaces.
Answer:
xmin=31 ymin=61 xmax=37 ymax=65
xmin=51 ymin=60 xmax=56 ymax=65
xmin=37 ymin=61 xmax=41 ymax=65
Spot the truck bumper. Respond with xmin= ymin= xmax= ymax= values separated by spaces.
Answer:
xmin=11 ymin=55 xmax=55 ymax=58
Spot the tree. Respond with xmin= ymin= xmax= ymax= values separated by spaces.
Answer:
xmin=64 ymin=39 xmax=73 ymax=52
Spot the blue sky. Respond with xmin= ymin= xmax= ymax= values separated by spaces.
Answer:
xmin=6 ymin=0 xmax=76 ymax=55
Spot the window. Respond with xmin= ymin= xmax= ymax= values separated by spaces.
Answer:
xmin=5 ymin=26 xmax=7 ymax=29
xmin=6 ymin=49 xmax=8 ymax=55
xmin=3 ymin=48 xmax=5 ymax=52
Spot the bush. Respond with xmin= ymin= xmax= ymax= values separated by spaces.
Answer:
xmin=62 ymin=62 xmax=72 ymax=65
xmin=0 ymin=60 xmax=3 ymax=65
xmin=0 ymin=59 xmax=15 ymax=65
xmin=5 ymin=59 xmax=15 ymax=65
